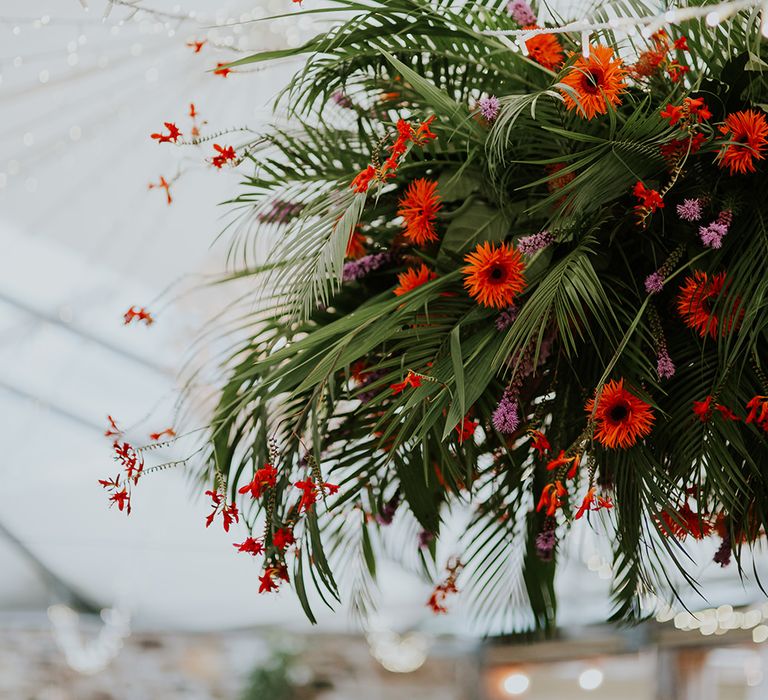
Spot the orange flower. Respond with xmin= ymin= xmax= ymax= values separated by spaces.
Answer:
xmin=346 ymin=228 xmax=367 ymax=259
xmin=677 ymin=271 xmax=741 ymax=339
xmin=529 ymin=429 xmax=551 ymax=456
xmin=546 ymin=450 xmax=580 ymax=479
xmin=394 ymin=264 xmax=436 ymax=296
xmin=658 ymin=503 xmax=714 ymax=540
xmin=398 ymin=179 xmax=442 ymax=246
xmin=559 ymin=45 xmax=627 ymax=120
xmin=746 ymin=395 xmax=768 ymax=431
xmin=462 ymin=241 xmax=526 ymax=309
xmin=390 ymin=370 xmax=423 ymax=395
xmin=575 ymin=487 xmax=613 ymax=519
xmin=524 ymin=26 xmax=564 ymax=71
xmin=716 ymin=109 xmax=768 ymax=175
xmin=536 ymin=480 xmax=568 ymax=516
xmin=586 ymin=379 xmax=654 ymax=449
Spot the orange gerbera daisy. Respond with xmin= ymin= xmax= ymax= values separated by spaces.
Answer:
xmin=585 ymin=379 xmax=654 ymax=449
xmin=524 ymin=26 xmax=564 ymax=71
xmin=394 ymin=264 xmax=436 ymax=296
xmin=345 ymin=228 xmax=366 ymax=259
xmin=462 ymin=241 xmax=526 ymax=309
xmin=676 ymin=271 xmax=741 ymax=339
xmin=716 ymin=109 xmax=768 ymax=175
xmin=559 ymin=45 xmax=627 ymax=120
xmin=398 ymin=178 xmax=442 ymax=246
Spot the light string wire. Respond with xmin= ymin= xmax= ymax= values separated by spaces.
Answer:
xmin=483 ymin=0 xmax=768 ymax=55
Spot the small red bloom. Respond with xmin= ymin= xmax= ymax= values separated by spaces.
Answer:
xmin=350 ymin=165 xmax=376 ymax=193
xmin=529 ymin=429 xmax=550 ymax=456
xmin=211 ymin=144 xmax=237 ymax=169
xmin=273 ymin=527 xmax=295 ymax=550
xmin=673 ymin=36 xmax=688 ymax=50
xmin=427 ymin=559 xmax=462 ymax=615
xmin=390 ymin=370 xmax=423 ymax=395
xmin=685 ymin=97 xmax=712 ymax=122
xmin=238 ymin=464 xmax=278 ymax=499
xmin=536 ymin=481 xmax=567 ymax=516
xmin=693 ymin=395 xmax=714 ymax=422
xmin=187 ymin=39 xmax=206 ymax=53
xmin=546 ymin=450 xmax=580 ymax=479
xmin=746 ymin=396 xmax=768 ymax=431
xmin=113 ymin=441 xmax=144 ymax=483
xmin=575 ymin=487 xmax=614 ymax=520
xmin=105 ymin=415 xmax=121 ymax=438
xmin=150 ymin=122 xmax=182 ymax=144
xmin=659 ymin=503 xmax=713 ymax=540
xmin=667 ymin=64 xmax=690 ymax=82
xmin=109 ymin=488 xmax=130 ymax=512
xmin=205 ymin=490 xmax=239 ymax=531
xmin=294 ymin=478 xmax=338 ymax=512
xmin=258 ymin=571 xmax=279 ymax=593
xmin=149 ymin=427 xmax=176 ymax=441
xmin=660 ymin=103 xmax=684 ymax=127
xmin=632 ymin=181 xmax=664 ymax=212
xmin=413 ymin=115 xmax=437 ymax=145
xmin=454 ymin=416 xmax=478 ymax=444
xmin=214 ymin=62 xmax=232 ymax=78
xmin=233 ymin=537 xmax=264 ymax=556
xmin=148 ymin=176 xmax=173 ymax=205
xmin=123 ymin=306 xmax=154 ymax=326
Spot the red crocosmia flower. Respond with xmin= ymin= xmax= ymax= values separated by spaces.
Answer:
xmin=536 ymin=481 xmax=567 ymax=516
xmin=295 ymin=478 xmax=338 ymax=512
xmin=529 ymin=429 xmax=551 ymax=456
xmin=685 ymin=97 xmax=712 ymax=122
xmin=123 ymin=305 xmax=154 ymax=326
xmin=258 ymin=571 xmax=278 ymax=593
xmin=233 ymin=537 xmax=264 ymax=556
xmin=98 ymin=475 xmax=120 ymax=490
xmin=187 ymin=39 xmax=206 ymax=53
xmin=659 ymin=503 xmax=714 ymax=540
xmin=693 ymin=395 xmax=714 ymax=422
xmin=149 ymin=427 xmax=176 ymax=441
xmin=204 ymin=490 xmax=239 ymax=531
xmin=273 ymin=527 xmax=295 ymax=550
xmin=238 ymin=464 xmax=278 ymax=499
xmin=667 ymin=64 xmax=690 ymax=82
xmin=427 ymin=559 xmax=462 ymax=614
xmin=660 ymin=103 xmax=684 ymax=127
xmin=413 ymin=115 xmax=437 ymax=145
xmin=189 ymin=103 xmax=198 ymax=118
xmin=546 ymin=450 xmax=580 ymax=479
xmin=632 ymin=181 xmax=664 ymax=212
xmin=211 ymin=144 xmax=237 ymax=169
xmin=109 ymin=488 xmax=130 ymax=512
xmin=105 ymin=415 xmax=121 ymax=438
xmin=716 ymin=109 xmax=768 ymax=175
xmin=746 ymin=396 xmax=768 ymax=431
xmin=214 ymin=62 xmax=232 ymax=77
xmin=150 ymin=122 xmax=182 ymax=144
xmin=148 ymin=176 xmax=173 ymax=205
xmin=274 ymin=563 xmax=290 ymax=582
xmin=716 ymin=405 xmax=741 ymax=422
xmin=390 ymin=370 xmax=423 ymax=395
xmin=575 ymin=487 xmax=614 ymax=520
xmin=673 ymin=36 xmax=688 ymax=50
xmin=113 ymin=441 xmax=144 ymax=483
xmin=455 ymin=416 xmax=478 ymax=443
xmin=677 ymin=271 xmax=742 ymax=339
xmin=350 ymin=165 xmax=376 ymax=193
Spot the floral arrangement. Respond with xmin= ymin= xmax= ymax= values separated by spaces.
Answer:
xmin=105 ymin=0 xmax=768 ymax=632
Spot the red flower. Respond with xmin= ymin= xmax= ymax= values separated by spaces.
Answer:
xmin=345 ymin=228 xmax=367 ymax=259
xmin=258 ymin=571 xmax=279 ymax=593
xmin=667 ymin=64 xmax=690 ymax=82
xmin=149 ymin=427 xmax=176 ymax=441
xmin=124 ymin=306 xmax=154 ymax=326
xmin=536 ymin=481 xmax=567 ymax=516
xmin=716 ymin=109 xmax=768 ymax=175
xmin=211 ymin=144 xmax=237 ymax=169
xmin=150 ymin=122 xmax=182 ymax=144
xmin=148 ymin=176 xmax=173 ymax=205
xmin=214 ymin=62 xmax=232 ymax=77
xmin=273 ymin=527 xmax=295 ymax=550
xmin=350 ymin=165 xmax=376 ymax=193
xmin=632 ymin=181 xmax=664 ymax=212
xmin=574 ymin=487 xmax=614 ymax=520
xmin=529 ymin=429 xmax=551 ymax=456
xmin=413 ymin=115 xmax=437 ymax=145
xmin=295 ymin=478 xmax=338 ymax=512
xmin=233 ymin=537 xmax=264 ymax=556
xmin=105 ymin=415 xmax=121 ymax=438
xmin=677 ymin=271 xmax=742 ymax=339
xmin=660 ymin=103 xmax=684 ymax=127
xmin=454 ymin=416 xmax=478 ymax=443
xmin=113 ymin=441 xmax=144 ymax=483
xmin=673 ymin=36 xmax=688 ymax=50
xmin=238 ymin=464 xmax=278 ymax=499
xmin=109 ymin=488 xmax=130 ymax=512
xmin=394 ymin=264 xmax=437 ymax=296
xmin=659 ymin=503 xmax=714 ymax=540
xmin=746 ymin=396 xmax=768 ymax=431
xmin=204 ymin=490 xmax=239 ymax=531
xmin=187 ymin=39 xmax=206 ymax=53
xmin=693 ymin=395 xmax=714 ymax=422
xmin=546 ymin=450 xmax=580 ymax=479
xmin=685 ymin=97 xmax=712 ymax=122
xmin=390 ymin=370 xmax=423 ymax=395
xmin=397 ymin=179 xmax=442 ymax=246
xmin=427 ymin=559 xmax=462 ymax=614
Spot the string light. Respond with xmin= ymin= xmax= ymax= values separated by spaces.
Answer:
xmin=501 ymin=672 xmax=530 ymax=696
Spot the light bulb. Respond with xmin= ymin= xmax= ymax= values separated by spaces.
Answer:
xmin=578 ymin=668 xmax=604 ymax=691
xmin=502 ymin=672 xmax=530 ymax=696
xmin=706 ymin=11 xmax=721 ymax=26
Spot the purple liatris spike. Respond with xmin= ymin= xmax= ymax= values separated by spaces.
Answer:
xmin=517 ymin=230 xmax=554 ymax=256
xmin=495 ymin=305 xmax=518 ymax=332
xmin=535 ymin=529 xmax=556 ymax=561
xmin=698 ymin=220 xmax=728 ymax=249
xmin=644 ymin=272 xmax=664 ymax=294
xmin=418 ymin=530 xmax=435 ymax=549
xmin=478 ymin=95 xmax=500 ymax=122
xmin=492 ymin=390 xmax=520 ymax=434
xmin=331 ymin=90 xmax=353 ymax=109
xmin=507 ymin=0 xmax=537 ymax=25
xmin=342 ymin=252 xmax=394 ymax=282
xmin=656 ymin=346 xmax=675 ymax=380
xmin=676 ymin=198 xmax=703 ymax=222
xmin=376 ymin=492 xmax=401 ymax=526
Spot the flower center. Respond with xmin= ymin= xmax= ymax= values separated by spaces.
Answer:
xmin=581 ymin=68 xmax=604 ymax=95
xmin=489 ymin=266 xmax=505 ymax=282
xmin=608 ymin=402 xmax=629 ymax=422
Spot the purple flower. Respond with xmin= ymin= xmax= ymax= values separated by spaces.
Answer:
xmin=656 ymin=346 xmax=675 ymax=380
xmin=698 ymin=221 xmax=728 ymax=249
xmin=342 ymin=252 xmax=394 ymax=282
xmin=258 ymin=199 xmax=304 ymax=225
xmin=517 ymin=230 xmax=554 ymax=256
xmin=713 ymin=535 xmax=731 ymax=568
xmin=492 ymin=390 xmax=520 ymax=434
xmin=644 ymin=272 xmax=664 ymax=295
xmin=535 ymin=529 xmax=556 ymax=561
xmin=478 ymin=95 xmax=500 ymax=122
xmin=507 ymin=0 xmax=536 ymax=25
xmin=418 ymin=530 xmax=435 ymax=549
xmin=676 ymin=198 xmax=703 ymax=222
xmin=376 ymin=492 xmax=401 ymax=526
xmin=495 ymin=305 xmax=518 ymax=332
xmin=331 ymin=90 xmax=354 ymax=109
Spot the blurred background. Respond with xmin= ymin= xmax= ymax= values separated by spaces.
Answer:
xmin=1 ymin=1 xmax=768 ymax=698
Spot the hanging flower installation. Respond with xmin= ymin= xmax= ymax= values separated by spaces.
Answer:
xmin=109 ymin=0 xmax=768 ymax=633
